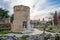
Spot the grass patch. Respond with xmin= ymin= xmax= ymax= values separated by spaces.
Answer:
xmin=9 ymin=31 xmax=23 ymax=34
xmin=21 ymin=36 xmax=26 ymax=40
xmin=35 ymin=27 xmax=60 ymax=33
xmin=0 ymin=31 xmax=8 ymax=34
xmin=0 ymin=31 xmax=23 ymax=34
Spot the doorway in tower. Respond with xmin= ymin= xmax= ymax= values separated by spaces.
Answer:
xmin=22 ymin=21 xmax=27 ymax=28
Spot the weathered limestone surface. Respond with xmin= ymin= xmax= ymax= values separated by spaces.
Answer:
xmin=11 ymin=5 xmax=31 ymax=32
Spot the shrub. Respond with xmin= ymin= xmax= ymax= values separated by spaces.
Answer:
xmin=21 ymin=36 xmax=26 ymax=40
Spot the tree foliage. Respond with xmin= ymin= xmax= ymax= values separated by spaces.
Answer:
xmin=0 ymin=8 xmax=9 ymax=19
xmin=10 ymin=14 xmax=14 ymax=23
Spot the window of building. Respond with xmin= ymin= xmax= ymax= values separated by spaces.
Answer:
xmin=22 ymin=21 xmax=27 ymax=28
xmin=16 ymin=8 xmax=20 ymax=11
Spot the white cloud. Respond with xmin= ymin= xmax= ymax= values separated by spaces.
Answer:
xmin=31 ymin=0 xmax=47 ymax=11
xmin=10 ymin=0 xmax=34 ymax=14
xmin=10 ymin=0 xmax=33 ymax=8
xmin=0 ymin=6 xmax=2 ymax=8
xmin=3 ymin=0 xmax=10 ymax=2
xmin=10 ymin=0 xmax=47 ymax=11
xmin=30 ymin=7 xmax=60 ymax=20
xmin=0 ymin=5 xmax=5 ymax=9
xmin=6 ymin=0 xmax=60 ymax=20
xmin=30 ymin=0 xmax=48 ymax=20
xmin=3 ymin=0 xmax=10 ymax=1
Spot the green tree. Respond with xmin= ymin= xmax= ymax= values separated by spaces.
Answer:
xmin=46 ymin=20 xmax=52 ymax=25
xmin=10 ymin=14 xmax=14 ymax=23
xmin=0 ymin=8 xmax=9 ymax=19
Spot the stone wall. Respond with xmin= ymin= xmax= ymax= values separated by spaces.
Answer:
xmin=11 ymin=5 xmax=31 ymax=32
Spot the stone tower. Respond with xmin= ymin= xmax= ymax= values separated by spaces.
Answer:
xmin=11 ymin=5 xmax=31 ymax=32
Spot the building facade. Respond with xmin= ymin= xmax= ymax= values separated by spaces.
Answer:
xmin=54 ymin=11 xmax=60 ymax=26
xmin=11 ymin=5 xmax=31 ymax=32
xmin=0 ymin=18 xmax=11 ymax=31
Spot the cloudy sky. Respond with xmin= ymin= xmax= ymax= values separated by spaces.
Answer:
xmin=0 ymin=0 xmax=60 ymax=20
